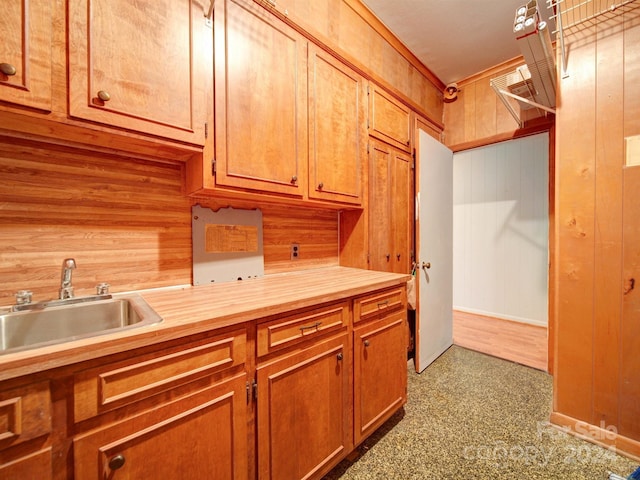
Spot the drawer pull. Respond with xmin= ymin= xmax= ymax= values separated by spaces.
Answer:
xmin=377 ymin=300 xmax=389 ymax=308
xmin=364 ymin=340 xmax=370 ymax=347
xmin=299 ymin=321 xmax=321 ymax=333
xmin=108 ymin=454 xmax=126 ymax=470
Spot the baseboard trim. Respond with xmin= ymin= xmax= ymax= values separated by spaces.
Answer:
xmin=453 ymin=306 xmax=547 ymax=327
xmin=550 ymin=411 xmax=640 ymax=462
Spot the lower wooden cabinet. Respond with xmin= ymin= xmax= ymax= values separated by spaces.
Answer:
xmin=0 ymin=380 xmax=52 ymax=478
xmin=74 ymin=373 xmax=248 ymax=480
xmin=0 ymin=282 xmax=408 ymax=480
xmin=256 ymin=333 xmax=351 ymax=480
xmin=0 ymin=448 xmax=52 ymax=479
xmin=354 ymin=312 xmax=408 ymax=444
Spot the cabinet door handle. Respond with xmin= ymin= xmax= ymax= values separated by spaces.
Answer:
xmin=299 ymin=321 xmax=321 ymax=332
xmin=290 ymin=175 xmax=297 ymax=184
xmin=385 ymin=254 xmax=390 ymax=261
xmin=336 ymin=352 xmax=343 ymax=361
xmin=0 ymin=63 xmax=17 ymax=76
xmin=108 ymin=454 xmax=126 ymax=470
xmin=97 ymin=90 xmax=111 ymax=102
xmin=396 ymin=253 xmax=401 ymax=260
xmin=364 ymin=340 xmax=370 ymax=347
xmin=317 ymin=182 xmax=324 ymax=190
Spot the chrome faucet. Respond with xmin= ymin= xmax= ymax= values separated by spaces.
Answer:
xmin=59 ymin=258 xmax=77 ymax=299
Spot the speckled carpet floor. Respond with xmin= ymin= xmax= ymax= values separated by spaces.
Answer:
xmin=324 ymin=346 xmax=638 ymax=480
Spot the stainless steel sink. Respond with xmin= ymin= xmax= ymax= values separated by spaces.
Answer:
xmin=0 ymin=295 xmax=163 ymax=354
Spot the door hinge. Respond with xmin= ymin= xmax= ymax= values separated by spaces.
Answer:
xmin=367 ymin=253 xmax=370 ymax=264
xmin=367 ymin=84 xmax=370 ymax=95
xmin=204 ymin=122 xmax=208 ymax=139
xmin=367 ymin=142 xmax=370 ymax=154
xmin=211 ymin=159 xmax=216 ymax=175
xmin=247 ymin=379 xmax=258 ymax=403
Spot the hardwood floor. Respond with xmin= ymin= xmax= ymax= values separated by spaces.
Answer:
xmin=452 ymin=310 xmax=548 ymax=371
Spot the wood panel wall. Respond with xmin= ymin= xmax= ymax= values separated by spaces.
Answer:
xmin=0 ymin=139 xmax=338 ymax=306
xmin=552 ymin=2 xmax=640 ymax=454
xmin=452 ymin=134 xmax=549 ymax=326
xmin=255 ymin=0 xmax=444 ymax=126
xmin=443 ymin=57 xmax=553 ymax=151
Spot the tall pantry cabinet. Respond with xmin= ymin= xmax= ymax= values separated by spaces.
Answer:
xmin=365 ymin=84 xmax=414 ymax=275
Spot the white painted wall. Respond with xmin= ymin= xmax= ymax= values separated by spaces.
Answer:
xmin=452 ymin=133 xmax=548 ymax=326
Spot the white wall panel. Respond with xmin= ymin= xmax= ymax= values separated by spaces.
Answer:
xmin=452 ymin=133 xmax=549 ymax=325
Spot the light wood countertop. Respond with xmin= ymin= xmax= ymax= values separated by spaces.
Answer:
xmin=0 ymin=267 xmax=410 ymax=382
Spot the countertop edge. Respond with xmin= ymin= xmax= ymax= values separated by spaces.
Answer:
xmin=0 ymin=267 xmax=410 ymax=382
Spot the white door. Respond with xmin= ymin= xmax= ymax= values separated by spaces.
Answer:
xmin=415 ymin=130 xmax=453 ymax=372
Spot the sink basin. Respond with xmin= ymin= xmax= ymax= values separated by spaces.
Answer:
xmin=0 ymin=295 xmax=163 ymax=354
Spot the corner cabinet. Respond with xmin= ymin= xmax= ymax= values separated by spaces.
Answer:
xmin=0 ymin=0 xmax=52 ymax=111
xmin=67 ymin=0 xmax=209 ymax=145
xmin=189 ymin=0 xmax=364 ymax=208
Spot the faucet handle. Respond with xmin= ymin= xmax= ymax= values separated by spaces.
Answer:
xmin=15 ymin=290 xmax=33 ymax=305
xmin=96 ymin=283 xmax=110 ymax=295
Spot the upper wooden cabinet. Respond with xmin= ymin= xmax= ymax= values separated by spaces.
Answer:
xmin=308 ymin=45 xmax=366 ymax=206
xmin=0 ymin=0 xmax=52 ymax=111
xmin=187 ymin=0 xmax=365 ymax=208
xmin=368 ymin=83 xmax=412 ymax=152
xmin=213 ymin=0 xmax=308 ymax=197
xmin=67 ymin=0 xmax=209 ymax=145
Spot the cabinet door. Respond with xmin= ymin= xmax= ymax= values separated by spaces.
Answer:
xmin=368 ymin=83 xmax=411 ymax=152
xmin=354 ymin=311 xmax=407 ymax=445
xmin=0 ymin=0 xmax=51 ymax=111
xmin=368 ymin=139 xmax=412 ymax=273
xmin=74 ymin=374 xmax=248 ymax=480
xmin=257 ymin=334 xmax=350 ymax=480
xmin=214 ymin=0 xmax=307 ymax=197
xmin=369 ymin=140 xmax=393 ymax=271
xmin=0 ymin=448 xmax=52 ymax=479
xmin=308 ymin=46 xmax=365 ymax=206
xmin=391 ymin=147 xmax=412 ymax=273
xmin=68 ymin=0 xmax=208 ymax=144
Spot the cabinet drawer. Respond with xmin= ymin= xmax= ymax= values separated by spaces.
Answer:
xmin=354 ymin=287 xmax=406 ymax=323
xmin=0 ymin=381 xmax=51 ymax=450
xmin=257 ymin=302 xmax=349 ymax=357
xmin=74 ymin=329 xmax=246 ymax=422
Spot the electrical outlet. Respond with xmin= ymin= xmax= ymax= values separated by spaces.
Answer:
xmin=290 ymin=243 xmax=300 ymax=260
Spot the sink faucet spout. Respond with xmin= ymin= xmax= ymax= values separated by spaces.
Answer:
xmin=59 ymin=258 xmax=77 ymax=299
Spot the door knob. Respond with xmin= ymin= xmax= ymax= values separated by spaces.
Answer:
xmin=422 ymin=262 xmax=431 ymax=269
xmin=0 ymin=63 xmax=17 ymax=76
